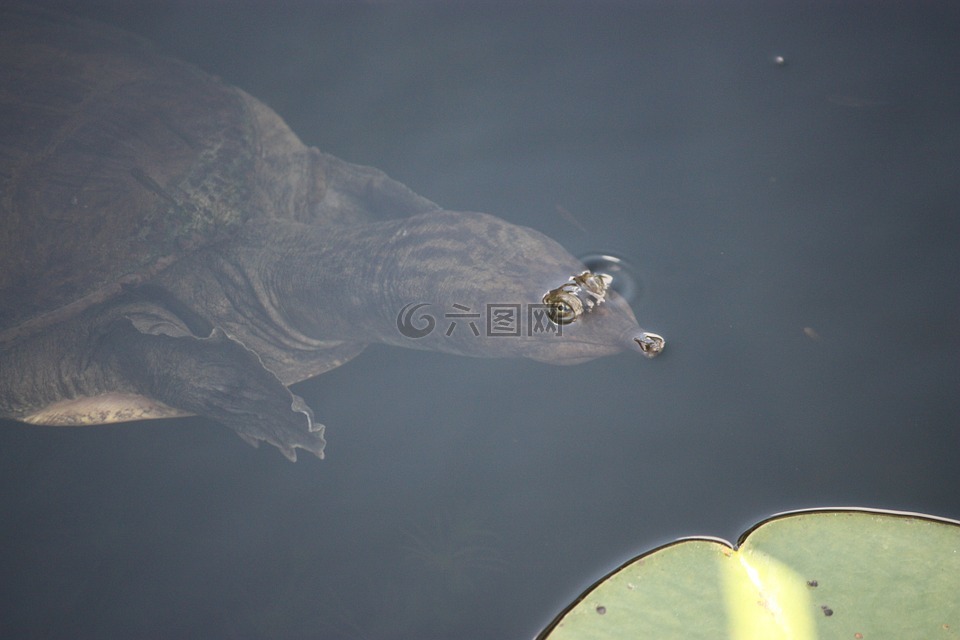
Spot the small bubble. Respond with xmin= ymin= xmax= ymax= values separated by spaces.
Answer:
xmin=773 ymin=55 xmax=786 ymax=66
xmin=579 ymin=253 xmax=639 ymax=303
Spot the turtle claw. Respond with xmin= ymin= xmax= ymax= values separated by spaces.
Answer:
xmin=233 ymin=419 xmax=327 ymax=462
xmin=230 ymin=395 xmax=326 ymax=461
xmin=291 ymin=394 xmax=321 ymax=432
xmin=231 ymin=413 xmax=326 ymax=461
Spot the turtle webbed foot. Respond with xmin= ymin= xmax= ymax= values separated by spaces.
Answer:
xmin=108 ymin=322 xmax=326 ymax=461
xmin=232 ymin=393 xmax=326 ymax=462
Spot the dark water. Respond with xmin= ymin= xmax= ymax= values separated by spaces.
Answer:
xmin=2 ymin=2 xmax=958 ymax=638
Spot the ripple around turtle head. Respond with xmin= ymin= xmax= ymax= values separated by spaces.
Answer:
xmin=578 ymin=253 xmax=640 ymax=304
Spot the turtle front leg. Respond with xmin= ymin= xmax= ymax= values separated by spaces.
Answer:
xmin=104 ymin=319 xmax=325 ymax=461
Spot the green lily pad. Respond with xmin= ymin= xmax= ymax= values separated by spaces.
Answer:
xmin=538 ymin=508 xmax=960 ymax=640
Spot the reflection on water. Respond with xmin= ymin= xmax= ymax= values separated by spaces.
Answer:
xmin=399 ymin=511 xmax=507 ymax=592
xmin=391 ymin=509 xmax=509 ymax=636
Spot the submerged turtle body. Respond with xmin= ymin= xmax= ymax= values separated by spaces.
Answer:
xmin=0 ymin=7 xmax=436 ymax=342
xmin=0 ymin=8 xmax=662 ymax=461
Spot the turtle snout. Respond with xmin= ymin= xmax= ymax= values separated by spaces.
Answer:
xmin=632 ymin=331 xmax=665 ymax=358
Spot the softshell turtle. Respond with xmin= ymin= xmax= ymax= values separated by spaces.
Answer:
xmin=0 ymin=7 xmax=664 ymax=461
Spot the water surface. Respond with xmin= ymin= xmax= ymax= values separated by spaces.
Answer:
xmin=1 ymin=2 xmax=958 ymax=638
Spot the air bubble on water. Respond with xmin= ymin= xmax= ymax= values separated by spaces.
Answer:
xmin=578 ymin=253 xmax=639 ymax=303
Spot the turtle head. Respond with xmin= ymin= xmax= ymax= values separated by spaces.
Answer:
xmin=373 ymin=211 xmax=664 ymax=364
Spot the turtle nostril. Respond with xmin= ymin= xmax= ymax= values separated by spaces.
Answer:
xmin=633 ymin=332 xmax=665 ymax=358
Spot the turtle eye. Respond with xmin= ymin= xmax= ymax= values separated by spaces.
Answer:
xmin=543 ymin=289 xmax=583 ymax=325
xmin=543 ymin=270 xmax=612 ymax=325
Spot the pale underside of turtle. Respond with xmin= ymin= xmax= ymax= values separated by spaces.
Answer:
xmin=0 ymin=7 xmax=662 ymax=461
